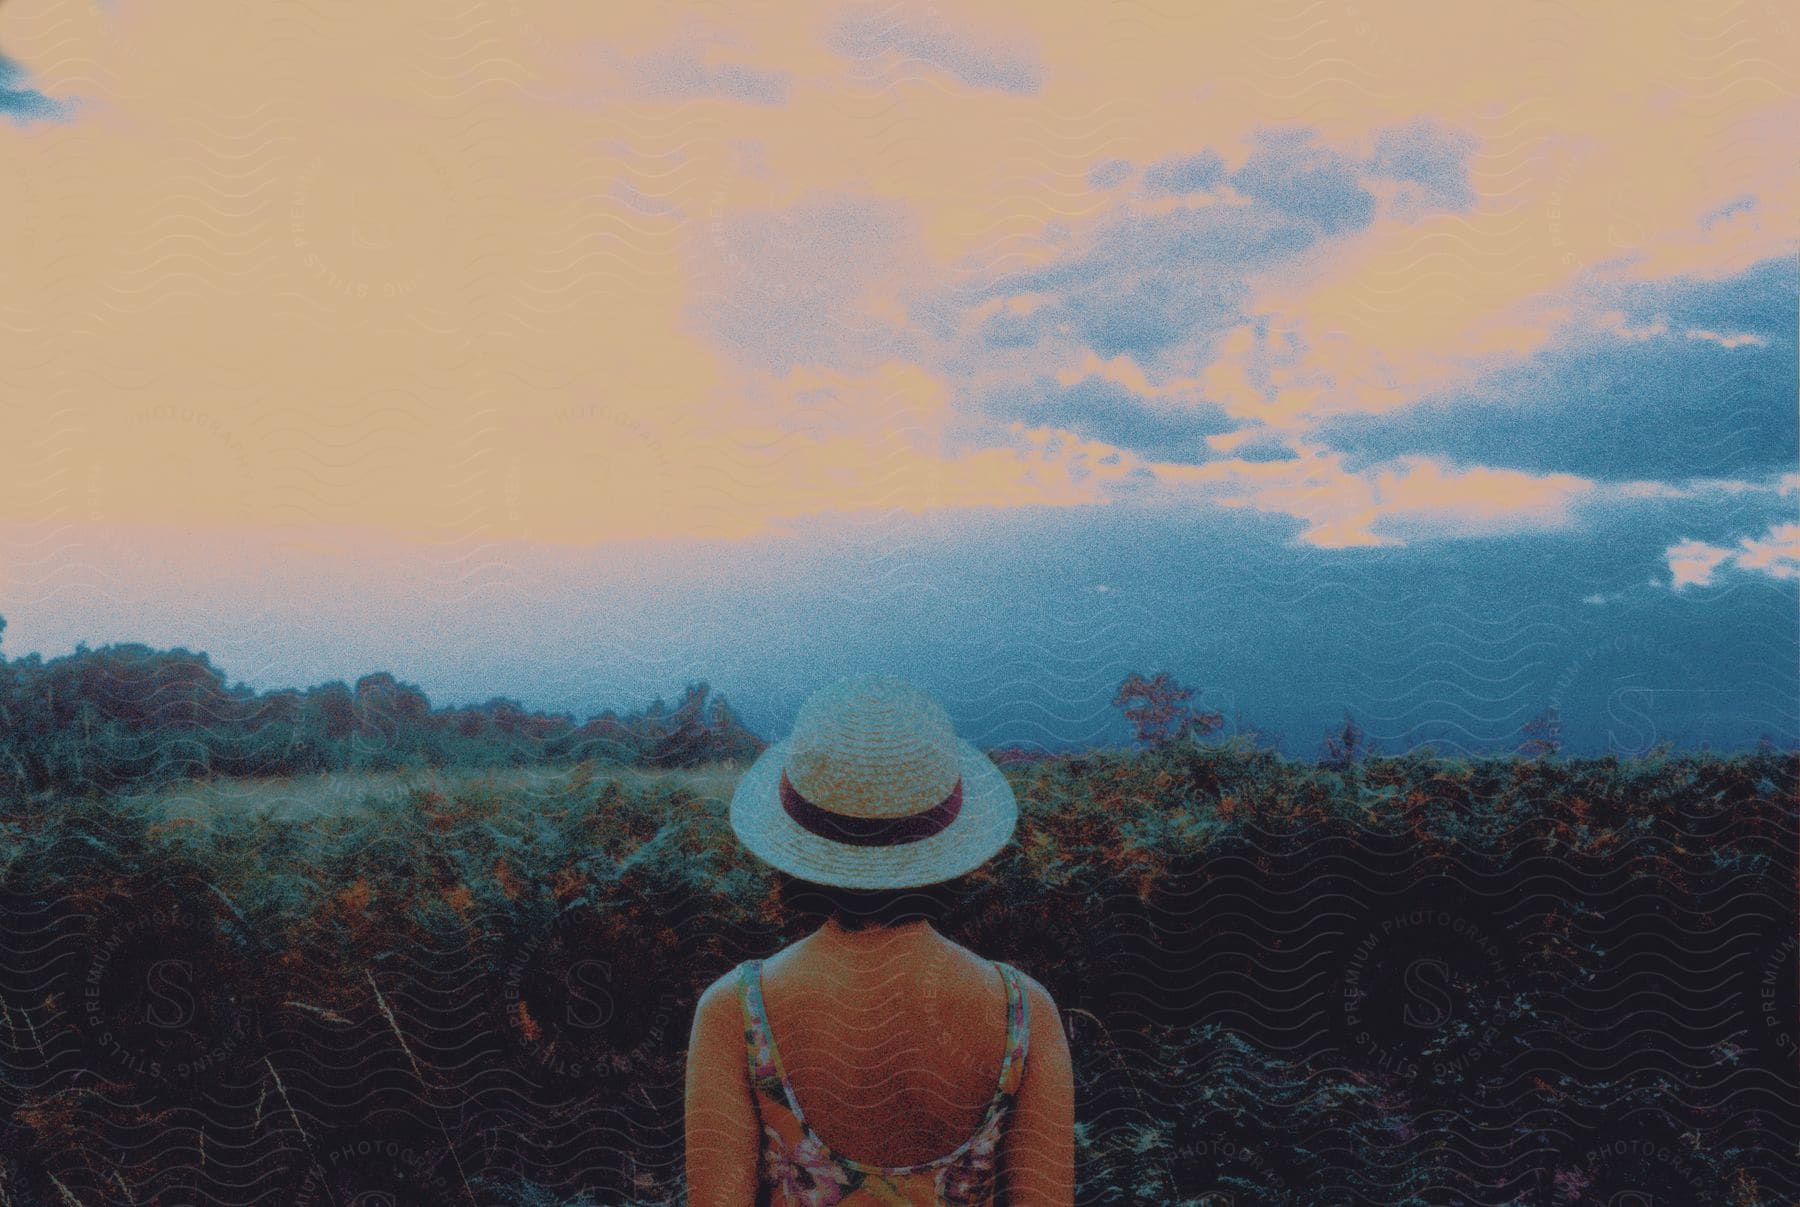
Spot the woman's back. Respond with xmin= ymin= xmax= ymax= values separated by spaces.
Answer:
xmin=752 ymin=937 xmax=1018 ymax=1173
xmin=685 ymin=675 xmax=1073 ymax=1205
xmin=684 ymin=918 xmax=1072 ymax=1207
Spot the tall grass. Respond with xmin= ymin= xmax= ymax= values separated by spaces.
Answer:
xmin=119 ymin=761 xmax=754 ymax=825
xmin=1 ymin=743 xmax=1793 ymax=1204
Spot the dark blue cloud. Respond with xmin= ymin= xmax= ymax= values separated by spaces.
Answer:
xmin=1609 ymin=253 xmax=1794 ymax=335
xmin=633 ymin=44 xmax=790 ymax=104
xmin=1229 ymin=126 xmax=1376 ymax=236
xmin=953 ymin=124 xmax=1482 ymax=365
xmin=1317 ymin=256 xmax=1797 ymax=483
xmin=0 ymin=54 xmax=66 ymax=124
xmin=1064 ymin=264 xmax=1247 ymax=361
xmin=975 ymin=304 xmax=1047 ymax=349
xmin=1701 ymin=194 xmax=1757 ymax=228
xmin=1232 ymin=434 xmax=1301 ymax=463
xmin=973 ymin=205 xmax=1311 ymax=359
xmin=979 ymin=375 xmax=1235 ymax=462
xmin=1143 ymin=150 xmax=1224 ymax=196
xmin=690 ymin=193 xmax=923 ymax=373
xmin=1087 ymin=158 xmax=1131 ymax=190
xmin=1367 ymin=117 xmax=1478 ymax=213
xmin=828 ymin=11 xmax=1043 ymax=94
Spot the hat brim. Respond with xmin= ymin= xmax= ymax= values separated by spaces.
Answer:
xmin=728 ymin=736 xmax=1018 ymax=890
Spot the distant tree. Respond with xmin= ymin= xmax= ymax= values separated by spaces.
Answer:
xmin=477 ymin=697 xmax=529 ymax=736
xmin=1520 ymin=707 xmax=1563 ymax=759
xmin=348 ymin=671 xmax=433 ymax=766
xmin=1319 ymin=709 xmax=1373 ymax=769
xmin=1112 ymin=671 xmax=1225 ymax=749
xmin=649 ymin=681 xmax=712 ymax=767
xmin=646 ymin=681 xmax=765 ymax=767
xmin=246 ymin=688 xmax=298 ymax=731
xmin=1232 ymin=709 xmax=1283 ymax=754
xmin=562 ymin=709 xmax=632 ymax=762
xmin=0 ymin=626 xmax=771 ymax=794
xmin=307 ymin=682 xmax=356 ymax=740
xmin=356 ymin=672 xmax=430 ymax=722
xmin=704 ymin=691 xmax=764 ymax=763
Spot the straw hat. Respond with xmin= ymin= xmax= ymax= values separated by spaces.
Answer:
xmin=729 ymin=673 xmax=1018 ymax=890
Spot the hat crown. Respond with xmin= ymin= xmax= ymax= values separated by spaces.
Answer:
xmin=785 ymin=674 xmax=961 ymax=821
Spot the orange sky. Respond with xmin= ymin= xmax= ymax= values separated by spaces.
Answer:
xmin=0 ymin=0 xmax=1794 ymax=565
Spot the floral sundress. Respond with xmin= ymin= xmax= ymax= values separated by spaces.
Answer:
xmin=735 ymin=957 xmax=1032 ymax=1206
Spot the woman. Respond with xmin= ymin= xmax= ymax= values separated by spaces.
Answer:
xmin=685 ymin=673 xmax=1075 ymax=1206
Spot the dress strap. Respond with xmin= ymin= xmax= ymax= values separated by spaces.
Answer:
xmin=738 ymin=956 xmax=788 ymax=1108
xmin=994 ymin=961 xmax=1031 ymax=1098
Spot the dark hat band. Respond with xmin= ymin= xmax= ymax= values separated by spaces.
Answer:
xmin=779 ymin=768 xmax=963 ymax=847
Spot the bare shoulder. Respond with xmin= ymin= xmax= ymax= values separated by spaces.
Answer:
xmin=689 ymin=963 xmax=747 ymax=1047
xmin=698 ymin=963 xmax=745 ymax=1007
xmin=1008 ymin=967 xmax=1068 ymax=1048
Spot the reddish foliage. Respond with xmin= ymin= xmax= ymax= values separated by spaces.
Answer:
xmin=1111 ymin=671 xmax=1224 ymax=748
xmin=988 ymin=745 xmax=1057 ymax=767
xmin=516 ymin=1000 xmax=543 ymax=1044
xmin=443 ymin=884 xmax=474 ymax=917
xmin=336 ymin=878 xmax=371 ymax=913
xmin=1520 ymin=707 xmax=1564 ymax=758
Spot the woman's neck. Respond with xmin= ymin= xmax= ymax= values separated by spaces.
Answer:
xmin=808 ymin=917 xmax=942 ymax=964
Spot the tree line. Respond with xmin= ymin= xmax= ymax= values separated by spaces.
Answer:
xmin=0 ymin=616 xmax=766 ymax=798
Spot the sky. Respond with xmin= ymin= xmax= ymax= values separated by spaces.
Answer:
xmin=0 ymin=0 xmax=1794 ymax=755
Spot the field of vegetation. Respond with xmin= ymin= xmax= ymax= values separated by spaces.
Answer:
xmin=2 ymin=740 xmax=1795 ymax=1204
xmin=0 ymin=621 xmax=766 ymax=799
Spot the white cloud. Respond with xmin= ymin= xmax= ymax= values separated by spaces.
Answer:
xmin=1150 ymin=447 xmax=1593 ymax=548
xmin=1595 ymin=309 xmax=1669 ymax=341
xmin=1665 ymin=521 xmax=1800 ymax=588
xmin=1610 ymin=475 xmax=1789 ymax=501
xmin=1734 ymin=522 xmax=1800 ymax=581
xmin=1685 ymin=328 xmax=1766 ymax=349
xmin=1666 ymin=539 xmax=1734 ymax=588
xmin=1589 ymin=313 xmax=1767 ymax=350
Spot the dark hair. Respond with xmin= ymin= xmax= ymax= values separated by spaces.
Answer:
xmin=772 ymin=868 xmax=967 ymax=931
